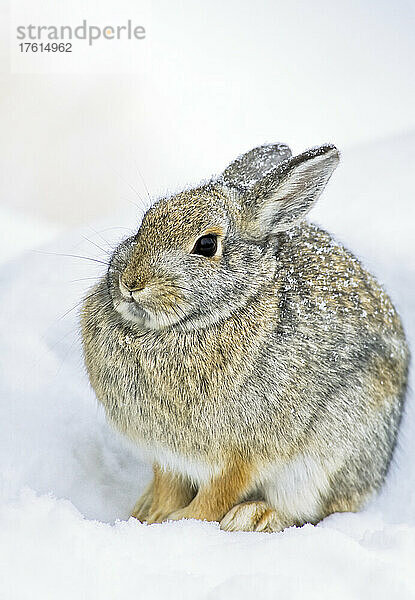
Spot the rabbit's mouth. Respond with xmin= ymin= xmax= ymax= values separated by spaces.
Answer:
xmin=112 ymin=272 xmax=192 ymax=330
xmin=114 ymin=295 xmax=191 ymax=331
xmin=115 ymin=298 xmax=149 ymax=326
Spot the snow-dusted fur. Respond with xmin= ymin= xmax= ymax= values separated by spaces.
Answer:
xmin=81 ymin=144 xmax=409 ymax=532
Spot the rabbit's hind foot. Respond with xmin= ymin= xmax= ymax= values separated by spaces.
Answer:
xmin=220 ymin=501 xmax=285 ymax=533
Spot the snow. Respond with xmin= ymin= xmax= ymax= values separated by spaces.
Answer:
xmin=1 ymin=134 xmax=415 ymax=599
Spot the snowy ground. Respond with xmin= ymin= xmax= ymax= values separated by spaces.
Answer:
xmin=1 ymin=134 xmax=415 ymax=599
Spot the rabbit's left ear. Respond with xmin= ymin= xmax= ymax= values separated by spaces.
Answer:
xmin=242 ymin=144 xmax=339 ymax=238
xmin=221 ymin=143 xmax=292 ymax=191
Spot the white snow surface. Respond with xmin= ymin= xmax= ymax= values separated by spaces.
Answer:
xmin=1 ymin=134 xmax=415 ymax=599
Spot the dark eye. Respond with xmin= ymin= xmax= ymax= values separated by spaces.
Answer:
xmin=191 ymin=234 xmax=218 ymax=258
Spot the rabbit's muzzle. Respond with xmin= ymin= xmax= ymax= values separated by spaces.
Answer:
xmin=119 ymin=274 xmax=146 ymax=297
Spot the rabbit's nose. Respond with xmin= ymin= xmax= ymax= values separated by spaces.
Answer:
xmin=119 ymin=275 xmax=146 ymax=295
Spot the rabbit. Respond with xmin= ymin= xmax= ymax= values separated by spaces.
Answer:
xmin=81 ymin=142 xmax=409 ymax=532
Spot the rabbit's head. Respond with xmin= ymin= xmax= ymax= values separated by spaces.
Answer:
xmin=108 ymin=143 xmax=339 ymax=330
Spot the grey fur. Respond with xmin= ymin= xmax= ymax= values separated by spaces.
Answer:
xmin=81 ymin=143 xmax=409 ymax=531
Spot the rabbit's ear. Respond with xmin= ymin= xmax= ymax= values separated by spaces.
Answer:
xmin=244 ymin=145 xmax=339 ymax=238
xmin=222 ymin=144 xmax=292 ymax=191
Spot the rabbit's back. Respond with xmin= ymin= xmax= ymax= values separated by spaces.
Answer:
xmin=254 ymin=223 xmax=408 ymax=513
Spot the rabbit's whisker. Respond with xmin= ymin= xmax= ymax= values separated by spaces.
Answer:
xmin=132 ymin=158 xmax=152 ymax=205
xmin=69 ymin=277 xmax=100 ymax=283
xmin=34 ymin=250 xmax=109 ymax=267
xmin=57 ymin=289 xmax=102 ymax=322
xmin=86 ymin=225 xmax=116 ymax=250
xmin=81 ymin=234 xmax=111 ymax=256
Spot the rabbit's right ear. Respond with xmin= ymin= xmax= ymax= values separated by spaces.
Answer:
xmin=239 ymin=144 xmax=339 ymax=239
xmin=221 ymin=144 xmax=292 ymax=191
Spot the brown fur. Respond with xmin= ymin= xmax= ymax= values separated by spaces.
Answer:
xmin=135 ymin=465 xmax=195 ymax=524
xmin=168 ymin=455 xmax=254 ymax=523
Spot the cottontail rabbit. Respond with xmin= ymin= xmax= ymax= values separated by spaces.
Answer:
xmin=82 ymin=143 xmax=409 ymax=532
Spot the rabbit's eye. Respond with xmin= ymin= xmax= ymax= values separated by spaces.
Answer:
xmin=191 ymin=234 xmax=218 ymax=258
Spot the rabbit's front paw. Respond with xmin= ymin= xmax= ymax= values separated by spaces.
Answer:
xmin=131 ymin=480 xmax=154 ymax=521
xmin=132 ymin=464 xmax=195 ymax=523
xmin=220 ymin=501 xmax=284 ymax=533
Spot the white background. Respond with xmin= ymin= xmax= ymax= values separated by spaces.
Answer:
xmin=1 ymin=0 xmax=414 ymax=226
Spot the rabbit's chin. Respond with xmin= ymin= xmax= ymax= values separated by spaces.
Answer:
xmin=114 ymin=298 xmax=182 ymax=331
xmin=115 ymin=300 xmax=148 ymax=327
